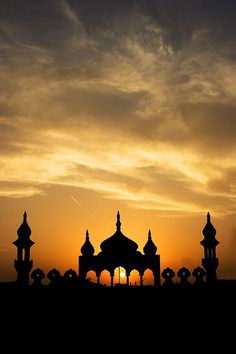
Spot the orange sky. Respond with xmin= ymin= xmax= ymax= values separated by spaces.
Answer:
xmin=0 ymin=1 xmax=236 ymax=282
xmin=0 ymin=189 xmax=235 ymax=283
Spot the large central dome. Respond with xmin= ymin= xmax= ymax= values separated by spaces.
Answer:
xmin=100 ymin=212 xmax=138 ymax=257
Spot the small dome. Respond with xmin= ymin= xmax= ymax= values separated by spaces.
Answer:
xmin=17 ymin=211 xmax=31 ymax=239
xmin=143 ymin=230 xmax=157 ymax=256
xmin=81 ymin=230 xmax=95 ymax=256
xmin=202 ymin=212 xmax=216 ymax=238
xmin=13 ymin=212 xmax=34 ymax=248
xmin=100 ymin=212 xmax=138 ymax=257
xmin=47 ymin=268 xmax=61 ymax=280
xmin=201 ymin=212 xmax=219 ymax=247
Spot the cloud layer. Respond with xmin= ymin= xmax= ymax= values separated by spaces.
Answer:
xmin=0 ymin=0 xmax=236 ymax=215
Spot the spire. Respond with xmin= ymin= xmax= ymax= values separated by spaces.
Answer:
xmin=86 ymin=229 xmax=89 ymax=240
xmin=116 ymin=211 xmax=121 ymax=231
xmin=23 ymin=211 xmax=27 ymax=222
xmin=207 ymin=212 xmax=211 ymax=223
xmin=148 ymin=229 xmax=151 ymax=239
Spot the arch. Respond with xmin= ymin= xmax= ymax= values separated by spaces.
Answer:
xmin=86 ymin=270 xmax=97 ymax=284
xmin=114 ymin=266 xmax=127 ymax=286
xmin=143 ymin=269 xmax=154 ymax=286
xmin=100 ymin=269 xmax=111 ymax=286
xmin=129 ymin=269 xmax=140 ymax=286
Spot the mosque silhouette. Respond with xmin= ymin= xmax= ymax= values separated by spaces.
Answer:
xmin=11 ymin=210 xmax=221 ymax=289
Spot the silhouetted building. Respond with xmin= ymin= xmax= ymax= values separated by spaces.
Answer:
xmin=13 ymin=212 xmax=34 ymax=287
xmin=79 ymin=211 xmax=160 ymax=287
xmin=200 ymin=212 xmax=219 ymax=286
xmin=9 ymin=210 xmax=223 ymax=290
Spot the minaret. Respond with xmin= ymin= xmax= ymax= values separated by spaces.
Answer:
xmin=79 ymin=229 xmax=95 ymax=282
xmin=13 ymin=212 xmax=34 ymax=287
xmin=200 ymin=212 xmax=219 ymax=286
xmin=143 ymin=229 xmax=160 ymax=287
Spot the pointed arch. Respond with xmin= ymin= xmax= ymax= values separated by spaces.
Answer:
xmin=100 ymin=269 xmax=111 ymax=286
xmin=129 ymin=269 xmax=140 ymax=286
xmin=143 ymin=269 xmax=154 ymax=286
xmin=86 ymin=270 xmax=97 ymax=284
xmin=114 ymin=266 xmax=127 ymax=286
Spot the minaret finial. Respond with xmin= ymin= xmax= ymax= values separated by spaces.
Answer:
xmin=23 ymin=211 xmax=27 ymax=221
xmin=148 ymin=229 xmax=152 ymax=239
xmin=86 ymin=229 xmax=89 ymax=239
xmin=207 ymin=212 xmax=210 ymax=222
xmin=116 ymin=211 xmax=121 ymax=231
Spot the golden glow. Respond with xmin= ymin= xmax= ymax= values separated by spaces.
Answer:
xmin=0 ymin=1 xmax=236 ymax=282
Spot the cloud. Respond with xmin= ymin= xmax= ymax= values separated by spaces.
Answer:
xmin=0 ymin=1 xmax=236 ymax=215
xmin=0 ymin=181 xmax=45 ymax=198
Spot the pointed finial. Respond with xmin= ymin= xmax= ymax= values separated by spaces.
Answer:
xmin=116 ymin=211 xmax=121 ymax=231
xmin=207 ymin=212 xmax=211 ymax=223
xmin=81 ymin=229 xmax=94 ymax=256
xmin=23 ymin=211 xmax=27 ymax=222
xmin=143 ymin=229 xmax=157 ymax=256
xmin=86 ymin=229 xmax=89 ymax=240
xmin=148 ymin=229 xmax=152 ymax=239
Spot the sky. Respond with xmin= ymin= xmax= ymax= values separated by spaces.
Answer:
xmin=0 ymin=0 xmax=236 ymax=283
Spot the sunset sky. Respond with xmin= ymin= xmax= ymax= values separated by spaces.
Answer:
xmin=0 ymin=0 xmax=236 ymax=283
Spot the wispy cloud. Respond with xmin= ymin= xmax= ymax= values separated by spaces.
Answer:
xmin=0 ymin=1 xmax=236 ymax=216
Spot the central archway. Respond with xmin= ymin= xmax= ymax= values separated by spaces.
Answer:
xmin=114 ymin=266 xmax=127 ymax=286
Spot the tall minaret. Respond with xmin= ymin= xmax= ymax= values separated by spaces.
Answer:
xmin=13 ymin=212 xmax=34 ymax=287
xmin=200 ymin=212 xmax=219 ymax=286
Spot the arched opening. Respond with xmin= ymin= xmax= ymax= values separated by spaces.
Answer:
xmin=143 ymin=269 xmax=154 ymax=286
xmin=114 ymin=267 xmax=127 ymax=286
xmin=86 ymin=270 xmax=97 ymax=284
xmin=100 ymin=270 xmax=111 ymax=286
xmin=129 ymin=269 xmax=140 ymax=286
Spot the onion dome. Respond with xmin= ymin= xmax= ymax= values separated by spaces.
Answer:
xmin=47 ymin=268 xmax=61 ymax=281
xmin=100 ymin=211 xmax=138 ymax=257
xmin=203 ymin=212 xmax=216 ymax=237
xmin=13 ymin=212 xmax=34 ymax=248
xmin=17 ymin=211 xmax=31 ymax=239
xmin=143 ymin=230 xmax=157 ymax=256
xmin=161 ymin=267 xmax=175 ymax=280
xmin=177 ymin=266 xmax=191 ymax=279
xmin=31 ymin=268 xmax=45 ymax=281
xmin=201 ymin=212 xmax=219 ymax=247
xmin=64 ymin=269 xmax=77 ymax=279
xmin=192 ymin=266 xmax=206 ymax=279
xmin=81 ymin=230 xmax=95 ymax=256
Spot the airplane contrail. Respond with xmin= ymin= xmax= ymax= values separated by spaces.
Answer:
xmin=70 ymin=195 xmax=83 ymax=207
